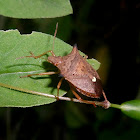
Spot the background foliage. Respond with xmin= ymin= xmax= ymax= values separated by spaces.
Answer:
xmin=0 ymin=0 xmax=140 ymax=140
xmin=0 ymin=0 xmax=72 ymax=18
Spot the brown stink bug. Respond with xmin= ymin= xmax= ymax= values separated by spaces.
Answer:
xmin=20 ymin=23 xmax=109 ymax=108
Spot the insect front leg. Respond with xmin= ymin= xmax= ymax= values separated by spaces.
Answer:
xmin=29 ymin=50 xmax=56 ymax=58
xmin=17 ymin=50 xmax=55 ymax=60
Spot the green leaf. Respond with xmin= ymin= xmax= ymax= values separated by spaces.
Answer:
xmin=0 ymin=29 xmax=100 ymax=107
xmin=121 ymin=100 xmax=140 ymax=121
xmin=0 ymin=0 xmax=73 ymax=18
xmin=87 ymin=59 xmax=100 ymax=71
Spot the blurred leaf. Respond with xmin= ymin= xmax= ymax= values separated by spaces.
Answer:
xmin=65 ymin=102 xmax=87 ymax=128
xmin=36 ymin=16 xmax=72 ymax=41
xmin=0 ymin=0 xmax=73 ymax=18
xmin=121 ymin=100 xmax=140 ymax=121
xmin=0 ymin=29 xmax=100 ymax=107
xmin=95 ymin=46 xmax=110 ymax=84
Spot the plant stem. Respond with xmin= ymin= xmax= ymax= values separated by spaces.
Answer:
xmin=110 ymin=103 xmax=122 ymax=109
xmin=0 ymin=82 xmax=111 ymax=109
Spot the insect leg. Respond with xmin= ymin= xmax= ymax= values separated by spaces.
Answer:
xmin=20 ymin=71 xmax=59 ymax=78
xmin=29 ymin=50 xmax=56 ymax=58
xmin=70 ymin=85 xmax=96 ymax=107
xmin=102 ymin=90 xmax=108 ymax=101
xmin=57 ymin=77 xmax=64 ymax=97
xmin=17 ymin=50 xmax=55 ymax=60
xmin=70 ymin=87 xmax=82 ymax=100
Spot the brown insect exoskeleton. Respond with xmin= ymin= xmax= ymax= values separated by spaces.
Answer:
xmin=20 ymin=23 xmax=109 ymax=108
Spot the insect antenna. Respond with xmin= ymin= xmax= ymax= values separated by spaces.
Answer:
xmin=52 ymin=23 xmax=58 ymax=53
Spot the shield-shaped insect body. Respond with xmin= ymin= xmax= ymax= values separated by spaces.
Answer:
xmin=48 ymin=45 xmax=104 ymax=99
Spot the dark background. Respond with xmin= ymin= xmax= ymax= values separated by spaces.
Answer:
xmin=0 ymin=0 xmax=140 ymax=140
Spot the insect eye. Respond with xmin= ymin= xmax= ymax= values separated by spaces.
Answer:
xmin=92 ymin=77 xmax=96 ymax=82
